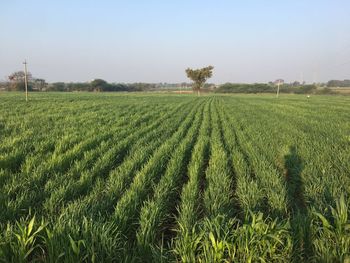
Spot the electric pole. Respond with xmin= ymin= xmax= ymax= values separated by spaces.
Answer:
xmin=23 ymin=60 xmax=28 ymax=101
xmin=276 ymin=79 xmax=281 ymax=98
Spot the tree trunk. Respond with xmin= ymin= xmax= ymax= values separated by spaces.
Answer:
xmin=197 ymin=89 xmax=200 ymax=96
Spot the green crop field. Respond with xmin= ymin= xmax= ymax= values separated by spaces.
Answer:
xmin=0 ymin=92 xmax=349 ymax=262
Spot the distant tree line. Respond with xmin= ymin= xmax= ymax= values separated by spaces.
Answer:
xmin=327 ymin=79 xmax=350 ymax=87
xmin=215 ymin=83 xmax=335 ymax=94
xmin=2 ymin=71 xmax=47 ymax=91
xmin=0 ymin=75 xmax=156 ymax=92
xmin=1 ymin=69 xmax=346 ymax=94
xmin=47 ymin=79 xmax=156 ymax=92
xmin=216 ymin=83 xmax=274 ymax=93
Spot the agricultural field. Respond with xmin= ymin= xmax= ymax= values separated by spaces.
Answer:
xmin=0 ymin=92 xmax=349 ymax=262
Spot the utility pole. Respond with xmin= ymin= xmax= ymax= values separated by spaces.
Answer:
xmin=23 ymin=60 xmax=28 ymax=101
xmin=276 ymin=79 xmax=281 ymax=98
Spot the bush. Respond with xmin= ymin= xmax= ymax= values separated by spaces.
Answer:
xmin=294 ymin=85 xmax=317 ymax=94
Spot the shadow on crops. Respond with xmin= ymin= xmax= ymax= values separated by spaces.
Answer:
xmin=284 ymin=146 xmax=313 ymax=262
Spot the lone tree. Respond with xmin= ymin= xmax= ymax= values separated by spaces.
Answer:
xmin=185 ymin=65 xmax=214 ymax=96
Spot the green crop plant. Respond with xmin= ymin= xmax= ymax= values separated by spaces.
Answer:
xmin=0 ymin=92 xmax=349 ymax=262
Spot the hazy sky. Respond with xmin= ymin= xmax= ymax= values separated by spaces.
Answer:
xmin=1 ymin=0 xmax=349 ymax=83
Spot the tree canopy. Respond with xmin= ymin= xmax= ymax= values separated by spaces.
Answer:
xmin=90 ymin=79 xmax=109 ymax=91
xmin=185 ymin=66 xmax=214 ymax=95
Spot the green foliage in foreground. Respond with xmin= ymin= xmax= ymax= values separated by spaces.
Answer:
xmin=0 ymin=92 xmax=349 ymax=262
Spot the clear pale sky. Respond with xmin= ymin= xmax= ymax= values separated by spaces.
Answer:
xmin=1 ymin=0 xmax=349 ymax=83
